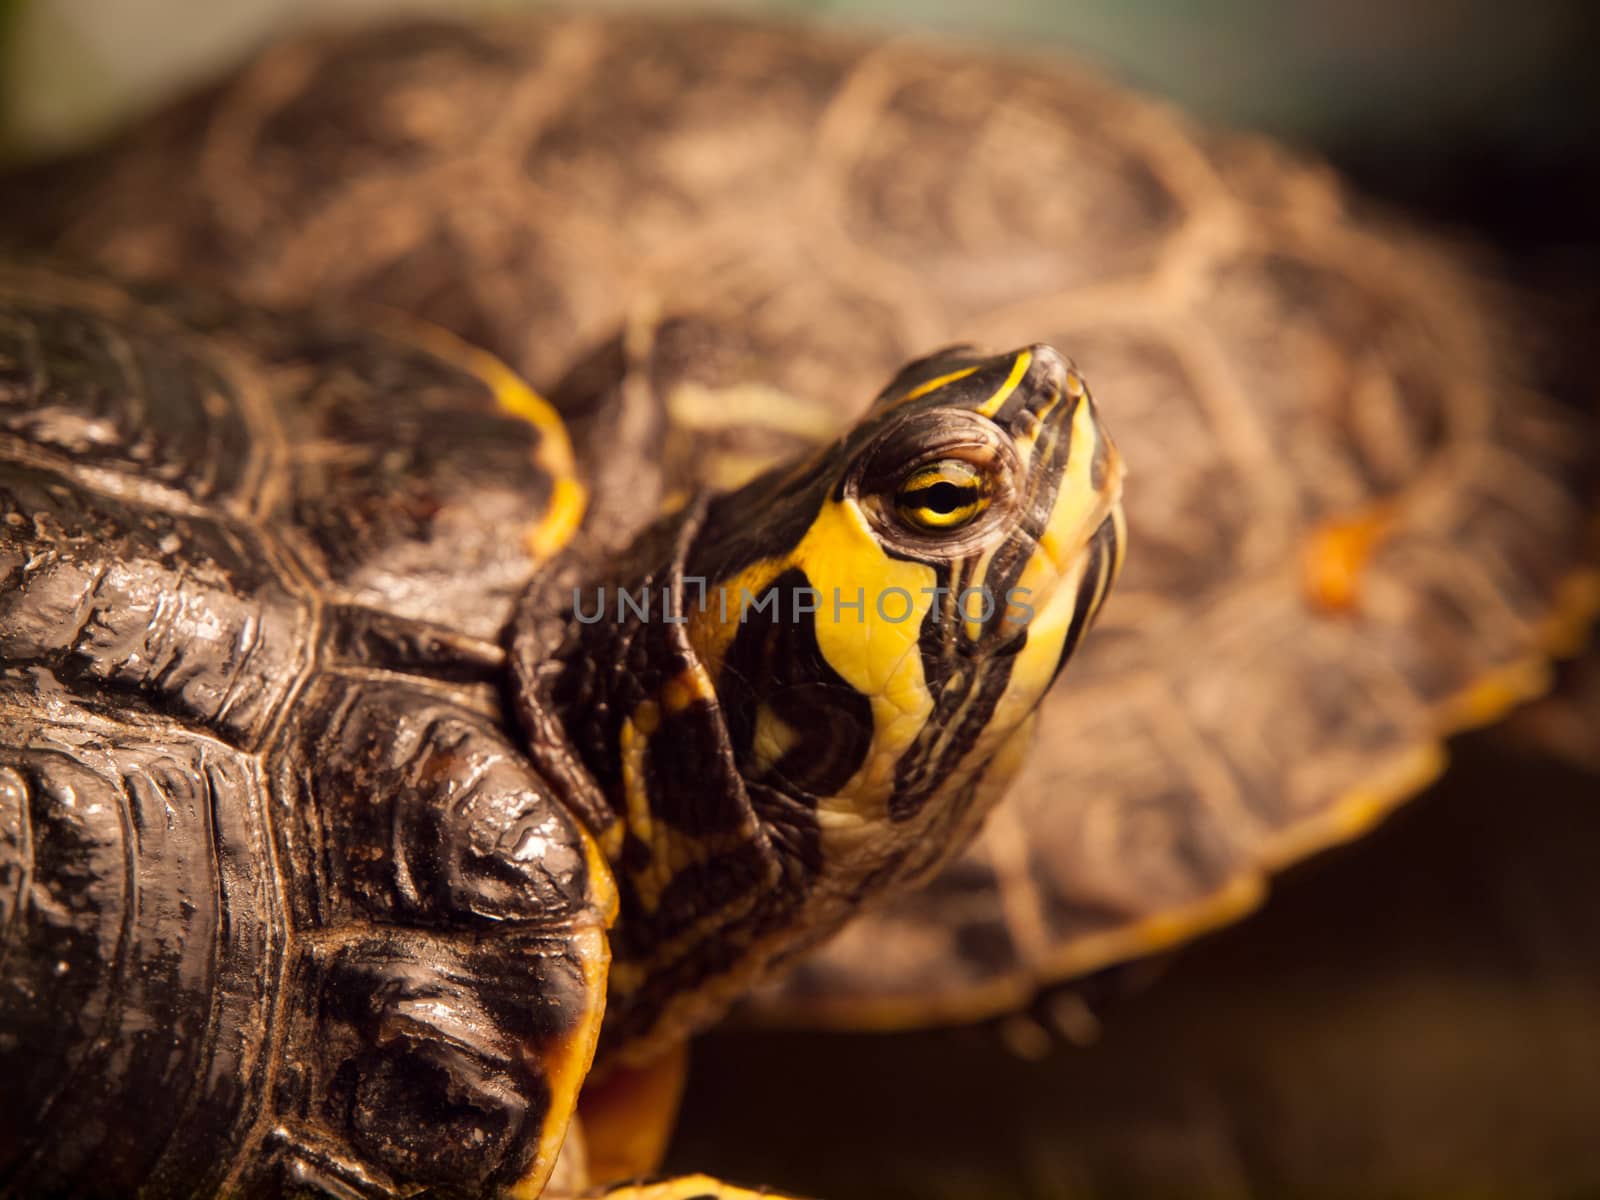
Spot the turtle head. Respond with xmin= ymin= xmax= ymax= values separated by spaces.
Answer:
xmin=518 ymin=343 xmax=1122 ymax=1063
xmin=682 ymin=342 xmax=1125 ymax=885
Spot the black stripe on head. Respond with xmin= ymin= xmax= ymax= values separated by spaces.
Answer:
xmin=693 ymin=445 xmax=843 ymax=586
xmin=868 ymin=344 xmax=985 ymax=403
xmin=644 ymin=699 xmax=753 ymax=833
xmin=718 ymin=566 xmax=873 ymax=860
xmin=884 ymin=549 xmax=1027 ymax=824
xmin=974 ymin=392 xmax=1077 ymax=645
xmin=1052 ymin=513 xmax=1118 ymax=683
xmin=888 ymin=645 xmax=1017 ymax=822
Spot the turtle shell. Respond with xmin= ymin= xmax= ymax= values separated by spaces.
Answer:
xmin=7 ymin=13 xmax=1597 ymax=1026
xmin=0 ymin=264 xmax=612 ymax=1195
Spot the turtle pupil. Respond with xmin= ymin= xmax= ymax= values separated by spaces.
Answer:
xmin=891 ymin=459 xmax=988 ymax=532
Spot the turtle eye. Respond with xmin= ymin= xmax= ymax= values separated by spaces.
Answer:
xmin=895 ymin=459 xmax=988 ymax=531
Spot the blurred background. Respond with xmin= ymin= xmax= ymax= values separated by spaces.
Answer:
xmin=2 ymin=2 xmax=1596 ymax=1197
xmin=673 ymin=744 xmax=1600 ymax=1197
xmin=4 ymin=0 xmax=1599 ymax=255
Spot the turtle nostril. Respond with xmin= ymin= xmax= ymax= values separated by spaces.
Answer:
xmin=1024 ymin=343 xmax=1074 ymax=392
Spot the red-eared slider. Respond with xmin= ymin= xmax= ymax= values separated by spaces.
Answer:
xmin=13 ymin=12 xmax=1593 ymax=1032
xmin=3 ymin=6 xmax=1596 ymax=1174
xmin=0 ymin=261 xmax=1123 ymax=1197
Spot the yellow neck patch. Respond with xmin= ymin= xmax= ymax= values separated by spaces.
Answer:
xmin=686 ymin=494 xmax=937 ymax=819
xmin=793 ymin=499 xmax=938 ymax=821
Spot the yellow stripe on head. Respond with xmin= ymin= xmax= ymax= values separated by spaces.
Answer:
xmin=976 ymin=348 xmax=1033 ymax=417
xmin=795 ymin=498 xmax=939 ymax=813
xmin=895 ymin=363 xmax=982 ymax=406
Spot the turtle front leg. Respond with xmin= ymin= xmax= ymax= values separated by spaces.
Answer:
xmin=252 ymin=676 xmax=615 ymax=1198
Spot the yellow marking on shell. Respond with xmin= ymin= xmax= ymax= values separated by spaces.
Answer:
xmin=526 ymin=475 xmax=588 ymax=562
xmin=665 ymin=381 xmax=846 ymax=492
xmin=746 ymin=872 xmax=1262 ymax=1035
xmin=975 ymin=348 xmax=1032 ymax=417
xmin=1261 ymin=741 xmax=1446 ymax=870
xmin=894 ymin=363 xmax=981 ymax=406
xmin=367 ymin=309 xmax=586 ymax=562
xmin=577 ymin=1041 xmax=689 ymax=1185
xmin=1440 ymin=658 xmax=1553 ymax=734
xmin=1300 ymin=502 xmax=1398 ymax=614
xmin=1429 ymin=561 xmax=1600 ymax=743
xmin=1123 ymin=874 xmax=1267 ymax=958
xmin=507 ymin=918 xmax=611 ymax=1199
xmin=658 ymin=489 xmax=694 ymax=516
xmin=1537 ymin=566 xmax=1600 ymax=658
xmin=581 ymin=819 xmax=621 ymax=930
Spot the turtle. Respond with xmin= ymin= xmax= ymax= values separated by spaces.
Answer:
xmin=0 ymin=258 xmax=1125 ymax=1199
xmin=3 ymin=0 xmax=1597 ymax=1148
xmin=9 ymin=10 xmax=1593 ymax=1036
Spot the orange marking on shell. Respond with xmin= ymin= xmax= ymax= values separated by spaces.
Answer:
xmin=1301 ymin=503 xmax=1397 ymax=614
